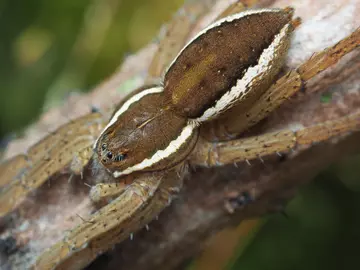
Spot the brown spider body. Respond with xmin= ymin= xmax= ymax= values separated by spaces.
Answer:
xmin=164 ymin=8 xmax=293 ymax=120
xmin=96 ymin=8 xmax=294 ymax=177
xmin=94 ymin=87 xmax=199 ymax=175
xmin=0 ymin=1 xmax=360 ymax=269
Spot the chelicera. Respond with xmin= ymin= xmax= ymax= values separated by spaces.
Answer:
xmin=0 ymin=1 xmax=359 ymax=269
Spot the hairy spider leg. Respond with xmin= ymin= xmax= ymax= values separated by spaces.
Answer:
xmin=34 ymin=166 xmax=184 ymax=270
xmin=0 ymin=114 xmax=103 ymax=188
xmin=191 ymin=111 xmax=360 ymax=167
xmin=0 ymin=113 xmax=106 ymax=218
xmin=203 ymin=27 xmax=360 ymax=140
xmin=90 ymin=181 xmax=129 ymax=204
xmin=0 ymin=154 xmax=29 ymax=188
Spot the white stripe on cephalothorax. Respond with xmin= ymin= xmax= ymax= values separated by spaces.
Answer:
xmin=113 ymin=120 xmax=198 ymax=177
xmin=166 ymin=8 xmax=283 ymax=73
xmin=195 ymin=23 xmax=291 ymax=122
xmin=94 ymin=86 xmax=164 ymax=148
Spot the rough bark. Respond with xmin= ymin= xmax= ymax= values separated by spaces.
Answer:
xmin=1 ymin=0 xmax=360 ymax=269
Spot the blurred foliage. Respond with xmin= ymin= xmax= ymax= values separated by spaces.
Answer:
xmin=230 ymin=159 xmax=360 ymax=270
xmin=0 ymin=0 xmax=183 ymax=137
xmin=193 ymin=155 xmax=360 ymax=270
xmin=1 ymin=1 xmax=360 ymax=270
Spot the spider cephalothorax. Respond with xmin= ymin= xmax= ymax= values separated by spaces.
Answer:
xmin=94 ymin=86 xmax=199 ymax=176
xmin=0 ymin=1 xmax=359 ymax=270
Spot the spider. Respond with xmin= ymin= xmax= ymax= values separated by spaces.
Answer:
xmin=1 ymin=0 xmax=360 ymax=269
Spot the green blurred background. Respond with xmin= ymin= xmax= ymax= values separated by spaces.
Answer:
xmin=1 ymin=1 xmax=360 ymax=269
xmin=0 ymin=0 xmax=184 ymax=138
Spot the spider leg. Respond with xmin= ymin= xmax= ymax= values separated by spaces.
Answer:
xmin=89 ymin=181 xmax=128 ymax=204
xmin=26 ymin=113 xmax=102 ymax=162
xmin=297 ymin=27 xmax=360 ymax=81
xmin=190 ymin=111 xmax=360 ymax=167
xmin=0 ymin=112 xmax=106 ymax=218
xmin=70 ymin=145 xmax=94 ymax=176
xmin=0 ymin=154 xmax=29 ymax=188
xmin=203 ymin=27 xmax=360 ymax=141
xmin=34 ymin=166 xmax=184 ymax=270
xmin=203 ymin=70 xmax=303 ymax=141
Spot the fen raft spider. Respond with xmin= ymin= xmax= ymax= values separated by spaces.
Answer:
xmin=1 ymin=0 xmax=360 ymax=269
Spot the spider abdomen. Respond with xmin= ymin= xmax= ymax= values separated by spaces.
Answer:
xmin=164 ymin=8 xmax=294 ymax=122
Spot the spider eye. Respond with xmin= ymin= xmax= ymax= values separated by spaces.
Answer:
xmin=114 ymin=154 xmax=126 ymax=162
xmin=106 ymin=152 xmax=113 ymax=159
xmin=101 ymin=143 xmax=106 ymax=151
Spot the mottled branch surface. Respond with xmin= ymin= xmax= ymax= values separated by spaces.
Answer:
xmin=1 ymin=0 xmax=360 ymax=269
